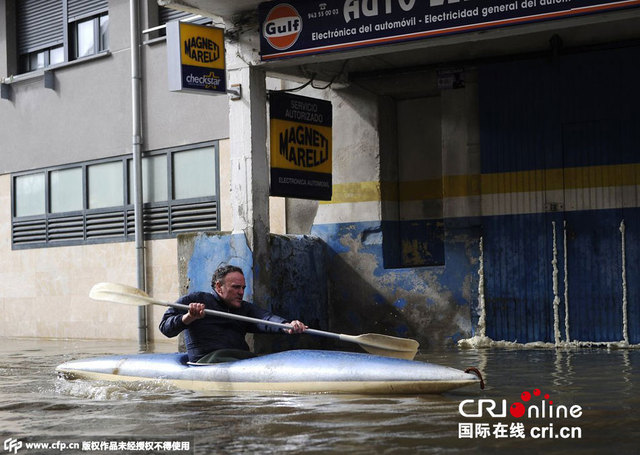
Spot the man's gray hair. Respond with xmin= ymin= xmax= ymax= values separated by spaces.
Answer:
xmin=211 ymin=265 xmax=244 ymax=289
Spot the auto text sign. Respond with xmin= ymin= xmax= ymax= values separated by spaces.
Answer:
xmin=269 ymin=92 xmax=332 ymax=200
xmin=258 ymin=0 xmax=640 ymax=60
xmin=167 ymin=21 xmax=226 ymax=95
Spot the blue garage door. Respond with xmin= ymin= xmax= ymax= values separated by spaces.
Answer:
xmin=480 ymin=45 xmax=640 ymax=344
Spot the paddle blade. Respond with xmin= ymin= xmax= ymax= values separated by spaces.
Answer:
xmin=89 ymin=282 xmax=154 ymax=306
xmin=346 ymin=334 xmax=420 ymax=360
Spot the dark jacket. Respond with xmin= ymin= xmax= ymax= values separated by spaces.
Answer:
xmin=159 ymin=290 xmax=288 ymax=362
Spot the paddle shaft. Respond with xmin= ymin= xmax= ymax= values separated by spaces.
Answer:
xmin=166 ymin=302 xmax=341 ymax=340
xmin=164 ymin=301 xmax=288 ymax=330
xmin=90 ymin=282 xmax=418 ymax=358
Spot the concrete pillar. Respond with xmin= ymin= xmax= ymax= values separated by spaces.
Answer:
xmin=226 ymin=40 xmax=270 ymax=302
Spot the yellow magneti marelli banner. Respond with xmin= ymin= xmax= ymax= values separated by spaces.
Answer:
xmin=270 ymin=118 xmax=332 ymax=174
xmin=179 ymin=23 xmax=225 ymax=70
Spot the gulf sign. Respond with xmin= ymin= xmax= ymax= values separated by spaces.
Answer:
xmin=262 ymin=3 xmax=302 ymax=51
xmin=167 ymin=21 xmax=226 ymax=95
xmin=270 ymin=92 xmax=332 ymax=200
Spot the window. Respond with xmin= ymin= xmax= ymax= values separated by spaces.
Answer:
xmin=50 ymin=167 xmax=83 ymax=213
xmin=74 ymin=13 xmax=109 ymax=59
xmin=128 ymin=155 xmax=168 ymax=204
xmin=11 ymin=143 xmax=220 ymax=249
xmin=14 ymin=173 xmax=45 ymax=217
xmin=173 ymin=148 xmax=217 ymax=199
xmin=21 ymin=46 xmax=65 ymax=73
xmin=88 ymin=161 xmax=123 ymax=209
xmin=16 ymin=0 xmax=108 ymax=74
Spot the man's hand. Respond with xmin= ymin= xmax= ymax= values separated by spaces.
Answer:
xmin=182 ymin=303 xmax=206 ymax=325
xmin=286 ymin=320 xmax=308 ymax=334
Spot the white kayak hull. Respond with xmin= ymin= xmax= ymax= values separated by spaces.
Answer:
xmin=56 ymin=350 xmax=482 ymax=394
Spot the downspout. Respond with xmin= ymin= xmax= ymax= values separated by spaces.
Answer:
xmin=130 ymin=0 xmax=147 ymax=351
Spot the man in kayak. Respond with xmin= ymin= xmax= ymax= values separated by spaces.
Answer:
xmin=159 ymin=265 xmax=307 ymax=363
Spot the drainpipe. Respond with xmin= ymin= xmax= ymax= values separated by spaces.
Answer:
xmin=130 ymin=0 xmax=147 ymax=352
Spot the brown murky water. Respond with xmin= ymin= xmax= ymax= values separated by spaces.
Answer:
xmin=1 ymin=338 xmax=638 ymax=454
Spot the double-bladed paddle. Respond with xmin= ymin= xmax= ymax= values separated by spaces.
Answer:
xmin=89 ymin=282 xmax=419 ymax=360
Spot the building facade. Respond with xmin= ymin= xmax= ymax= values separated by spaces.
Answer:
xmin=2 ymin=0 xmax=639 ymax=351
xmin=0 ymin=0 xmax=235 ymax=347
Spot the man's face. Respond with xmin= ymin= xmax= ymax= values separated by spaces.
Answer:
xmin=215 ymin=271 xmax=246 ymax=309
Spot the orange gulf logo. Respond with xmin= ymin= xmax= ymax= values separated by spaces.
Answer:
xmin=263 ymin=3 xmax=302 ymax=50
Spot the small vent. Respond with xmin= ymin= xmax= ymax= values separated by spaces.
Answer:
xmin=12 ymin=219 xmax=47 ymax=245
xmin=86 ymin=211 xmax=126 ymax=239
xmin=126 ymin=209 xmax=135 ymax=236
xmin=48 ymin=215 xmax=84 ymax=242
xmin=144 ymin=205 xmax=169 ymax=234
xmin=171 ymin=201 xmax=217 ymax=233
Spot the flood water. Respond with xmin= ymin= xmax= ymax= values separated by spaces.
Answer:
xmin=1 ymin=338 xmax=638 ymax=454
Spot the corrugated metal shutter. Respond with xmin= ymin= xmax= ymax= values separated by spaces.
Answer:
xmin=480 ymin=58 xmax=557 ymax=343
xmin=479 ymin=45 xmax=640 ymax=344
xmin=160 ymin=7 xmax=192 ymax=24
xmin=17 ymin=0 xmax=64 ymax=54
xmin=68 ymin=0 xmax=108 ymax=22
xmin=17 ymin=0 xmax=108 ymax=54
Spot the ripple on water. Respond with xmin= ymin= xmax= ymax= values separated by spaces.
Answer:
xmin=1 ymin=339 xmax=640 ymax=454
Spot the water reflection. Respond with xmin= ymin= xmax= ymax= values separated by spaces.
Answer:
xmin=1 ymin=338 xmax=638 ymax=454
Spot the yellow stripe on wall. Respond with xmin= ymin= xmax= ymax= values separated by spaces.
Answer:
xmin=322 ymin=163 xmax=639 ymax=205
xmin=320 ymin=181 xmax=382 ymax=204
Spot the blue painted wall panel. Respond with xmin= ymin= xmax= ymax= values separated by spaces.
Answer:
xmin=186 ymin=232 xmax=254 ymax=297
xmin=382 ymin=219 xmax=445 ymax=268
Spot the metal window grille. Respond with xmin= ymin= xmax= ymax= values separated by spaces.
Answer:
xmin=12 ymin=199 xmax=219 ymax=249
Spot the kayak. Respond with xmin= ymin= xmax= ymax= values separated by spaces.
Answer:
xmin=56 ymin=350 xmax=483 ymax=394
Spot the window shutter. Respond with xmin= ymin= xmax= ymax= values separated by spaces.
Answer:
xmin=17 ymin=0 xmax=64 ymax=54
xmin=67 ymin=0 xmax=108 ymax=22
xmin=160 ymin=7 xmax=193 ymax=24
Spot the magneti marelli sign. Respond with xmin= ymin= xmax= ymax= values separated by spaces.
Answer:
xmin=269 ymin=92 xmax=332 ymax=201
xmin=167 ymin=21 xmax=226 ymax=94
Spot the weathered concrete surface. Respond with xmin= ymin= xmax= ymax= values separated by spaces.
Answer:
xmin=312 ymin=221 xmax=479 ymax=350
